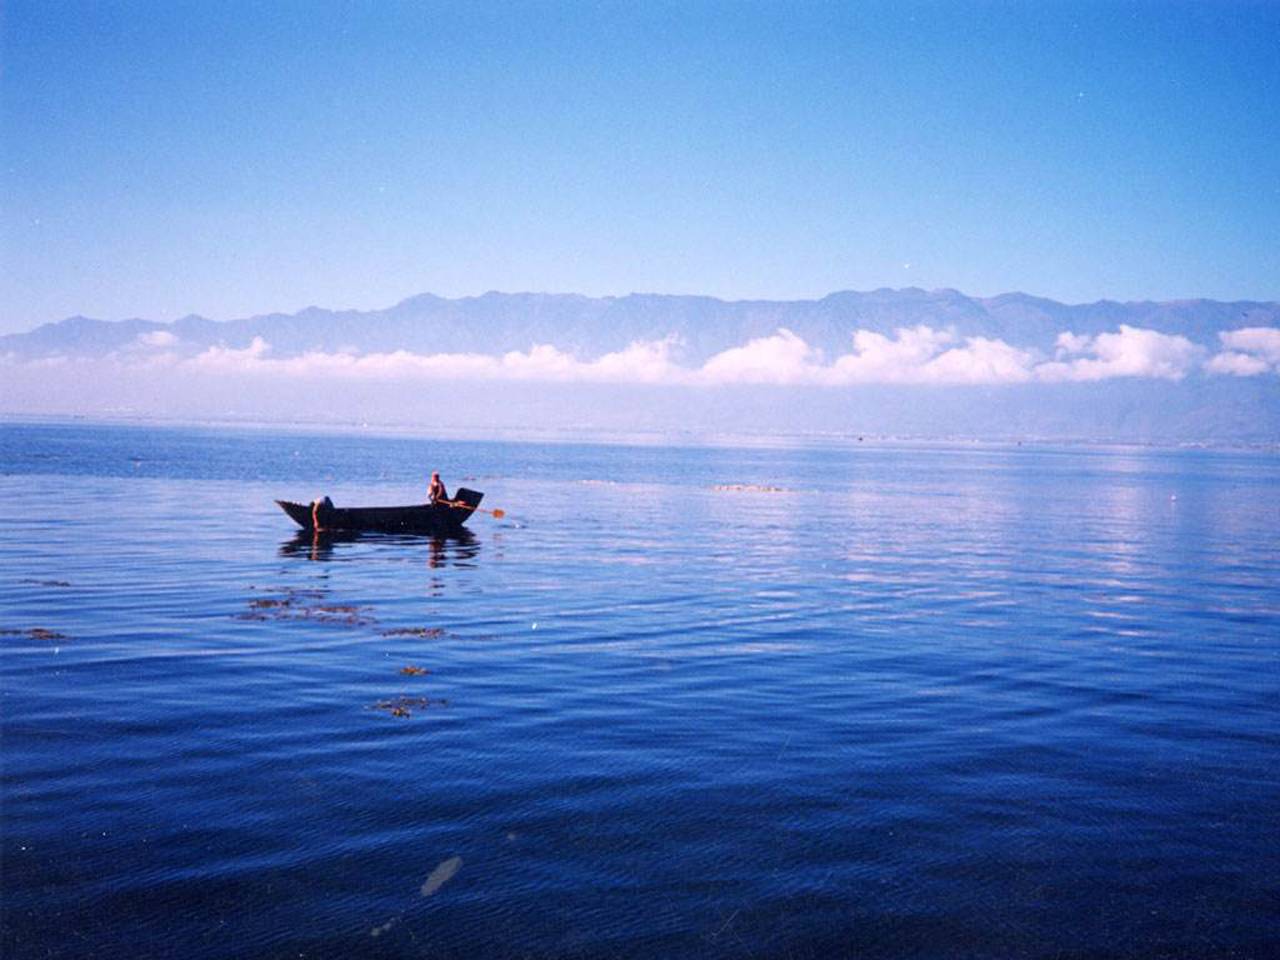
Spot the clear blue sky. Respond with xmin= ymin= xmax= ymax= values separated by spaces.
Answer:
xmin=2 ymin=0 xmax=1277 ymax=334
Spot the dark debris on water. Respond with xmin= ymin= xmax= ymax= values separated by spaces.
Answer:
xmin=372 ymin=696 xmax=435 ymax=718
xmin=238 ymin=587 xmax=452 ymax=719
xmin=1 ymin=627 xmax=69 ymax=641
xmin=237 ymin=591 xmax=374 ymax=627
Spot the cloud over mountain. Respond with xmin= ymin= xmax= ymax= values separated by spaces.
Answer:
xmin=2 ymin=289 xmax=1278 ymax=441
xmin=1206 ymin=327 xmax=1280 ymax=377
xmin=76 ymin=320 xmax=1277 ymax=388
xmin=1038 ymin=326 xmax=1203 ymax=382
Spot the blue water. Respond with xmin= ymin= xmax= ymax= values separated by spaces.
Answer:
xmin=2 ymin=421 xmax=1278 ymax=959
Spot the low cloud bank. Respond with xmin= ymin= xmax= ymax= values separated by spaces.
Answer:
xmin=700 ymin=326 xmax=1040 ymax=385
xmin=1205 ymin=327 xmax=1280 ymax=377
xmin=1038 ymin=326 xmax=1202 ymax=382
xmin=177 ymin=335 xmax=688 ymax=384
xmin=12 ymin=324 xmax=1279 ymax=388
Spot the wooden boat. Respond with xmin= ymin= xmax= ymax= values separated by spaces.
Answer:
xmin=276 ymin=488 xmax=484 ymax=535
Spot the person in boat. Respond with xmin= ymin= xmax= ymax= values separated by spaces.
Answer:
xmin=311 ymin=495 xmax=335 ymax=531
xmin=428 ymin=471 xmax=449 ymax=505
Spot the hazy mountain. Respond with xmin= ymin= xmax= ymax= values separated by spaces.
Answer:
xmin=5 ymin=288 xmax=1278 ymax=363
xmin=3 ymin=289 xmax=1278 ymax=444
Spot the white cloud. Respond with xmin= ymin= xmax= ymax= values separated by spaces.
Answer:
xmin=496 ymin=344 xmax=578 ymax=380
xmin=829 ymin=326 xmax=955 ymax=383
xmin=1206 ymin=327 xmax=1280 ymax=377
xmin=115 ymin=329 xmax=184 ymax=366
xmin=1221 ymin=327 xmax=1280 ymax=362
xmin=187 ymin=336 xmax=272 ymax=373
xmin=929 ymin=336 xmax=1038 ymax=384
xmin=829 ymin=326 xmax=1036 ymax=384
xmin=173 ymin=335 xmax=689 ymax=385
xmin=587 ymin=335 xmax=686 ymax=384
xmin=697 ymin=325 xmax=1037 ymax=386
xmin=1035 ymin=325 xmax=1201 ymax=382
xmin=1206 ymin=351 xmax=1270 ymax=376
xmin=1054 ymin=331 xmax=1091 ymax=357
xmin=137 ymin=330 xmax=178 ymax=349
xmin=700 ymin=329 xmax=821 ymax=385
xmin=16 ymin=324 xmax=1262 ymax=389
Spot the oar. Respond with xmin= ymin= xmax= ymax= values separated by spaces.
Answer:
xmin=442 ymin=499 xmax=505 ymax=519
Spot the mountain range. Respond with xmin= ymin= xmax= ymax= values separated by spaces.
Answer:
xmin=3 ymin=289 xmax=1278 ymax=444
xmin=4 ymin=288 xmax=1279 ymax=363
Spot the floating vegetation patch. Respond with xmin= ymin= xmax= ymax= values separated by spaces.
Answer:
xmin=288 ymin=588 xmax=329 ymax=600
xmin=311 ymin=604 xmax=370 ymax=625
xmin=372 ymin=696 xmax=432 ymax=718
xmin=399 ymin=665 xmax=430 ymax=676
xmin=245 ymin=585 xmax=328 ymax=599
xmin=1 ymin=627 xmax=69 ymax=641
xmin=382 ymin=627 xmax=446 ymax=639
xmin=238 ymin=590 xmax=374 ymax=627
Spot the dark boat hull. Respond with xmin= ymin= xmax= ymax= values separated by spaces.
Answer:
xmin=276 ymin=488 xmax=483 ymax=535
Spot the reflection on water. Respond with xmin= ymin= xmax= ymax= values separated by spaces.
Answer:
xmin=279 ymin=527 xmax=480 ymax=565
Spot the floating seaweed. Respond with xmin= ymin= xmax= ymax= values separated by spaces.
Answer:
xmin=383 ymin=627 xmax=446 ymax=639
xmin=238 ymin=592 xmax=373 ymax=627
xmin=1 ymin=627 xmax=69 ymax=641
xmin=245 ymin=585 xmax=328 ymax=600
xmin=372 ymin=696 xmax=431 ymax=718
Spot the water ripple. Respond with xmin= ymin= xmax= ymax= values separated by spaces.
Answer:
xmin=3 ymin=424 xmax=1279 ymax=959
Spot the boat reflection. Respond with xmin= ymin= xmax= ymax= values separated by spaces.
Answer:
xmin=279 ymin=528 xmax=480 ymax=566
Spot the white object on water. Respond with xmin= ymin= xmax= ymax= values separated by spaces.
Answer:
xmin=421 ymin=856 xmax=463 ymax=896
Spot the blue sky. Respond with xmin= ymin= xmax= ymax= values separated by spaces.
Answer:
xmin=2 ymin=0 xmax=1277 ymax=334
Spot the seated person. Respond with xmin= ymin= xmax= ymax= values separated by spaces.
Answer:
xmin=428 ymin=471 xmax=449 ymax=505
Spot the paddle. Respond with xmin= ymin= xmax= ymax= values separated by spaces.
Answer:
xmin=442 ymin=499 xmax=505 ymax=519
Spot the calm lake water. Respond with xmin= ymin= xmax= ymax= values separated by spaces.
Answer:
xmin=2 ymin=421 xmax=1278 ymax=959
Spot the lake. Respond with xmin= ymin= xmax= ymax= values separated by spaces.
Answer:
xmin=1 ymin=420 xmax=1277 ymax=959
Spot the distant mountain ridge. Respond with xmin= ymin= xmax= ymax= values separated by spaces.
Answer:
xmin=6 ymin=288 xmax=1278 ymax=363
